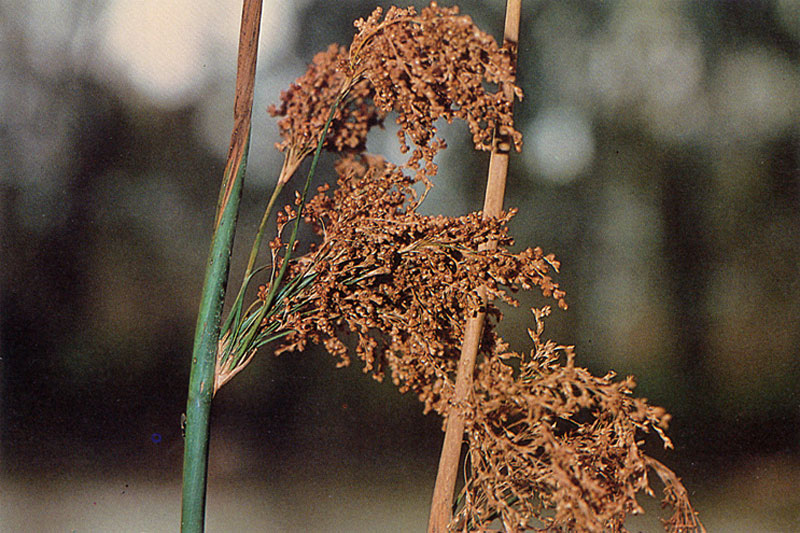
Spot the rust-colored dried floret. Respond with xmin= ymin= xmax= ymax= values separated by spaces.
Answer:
xmin=451 ymin=307 xmax=704 ymax=533
xmin=268 ymin=44 xmax=383 ymax=184
xmin=272 ymin=155 xmax=563 ymax=414
xmin=350 ymin=3 xmax=522 ymax=178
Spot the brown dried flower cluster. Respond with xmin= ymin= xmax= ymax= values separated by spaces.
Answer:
xmin=268 ymin=3 xmax=522 ymax=185
xmin=268 ymin=44 xmax=382 ymax=184
xmin=263 ymin=155 xmax=702 ymax=531
xmin=350 ymin=3 xmax=522 ymax=177
xmin=453 ymin=307 xmax=704 ymax=532
xmin=235 ymin=3 xmax=705 ymax=531
xmin=273 ymin=155 xmax=565 ymax=415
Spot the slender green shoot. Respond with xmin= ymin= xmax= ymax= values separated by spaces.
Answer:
xmin=180 ymin=1 xmax=263 ymax=531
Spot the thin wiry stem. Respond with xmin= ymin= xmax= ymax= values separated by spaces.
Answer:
xmin=259 ymin=85 xmax=348 ymax=314
xmin=214 ymin=80 xmax=351 ymax=394
xmin=221 ymin=182 xmax=282 ymax=338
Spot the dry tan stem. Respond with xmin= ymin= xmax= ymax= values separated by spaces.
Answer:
xmin=214 ymin=0 xmax=261 ymax=229
xmin=427 ymin=1 xmax=521 ymax=531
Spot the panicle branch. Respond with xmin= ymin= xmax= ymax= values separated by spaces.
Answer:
xmin=452 ymin=307 xmax=704 ymax=532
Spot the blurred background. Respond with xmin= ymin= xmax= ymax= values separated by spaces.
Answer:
xmin=1 ymin=0 xmax=798 ymax=531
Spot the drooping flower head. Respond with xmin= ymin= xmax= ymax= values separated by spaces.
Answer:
xmin=251 ymin=4 xmax=705 ymax=531
xmin=350 ymin=3 xmax=522 ymax=178
xmin=269 ymin=3 xmax=523 ymax=186
xmin=274 ymin=155 xmax=565 ymax=414
xmin=268 ymin=44 xmax=382 ymax=185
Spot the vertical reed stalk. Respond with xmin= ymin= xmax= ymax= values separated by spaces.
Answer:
xmin=180 ymin=1 xmax=263 ymax=531
xmin=427 ymin=1 xmax=521 ymax=531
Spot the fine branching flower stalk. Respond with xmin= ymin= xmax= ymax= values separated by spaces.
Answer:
xmin=204 ymin=3 xmax=705 ymax=532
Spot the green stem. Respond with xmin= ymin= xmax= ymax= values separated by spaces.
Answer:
xmin=247 ymin=183 xmax=284 ymax=279
xmin=181 ymin=136 xmax=248 ymax=532
xmin=181 ymin=1 xmax=262 ymax=530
